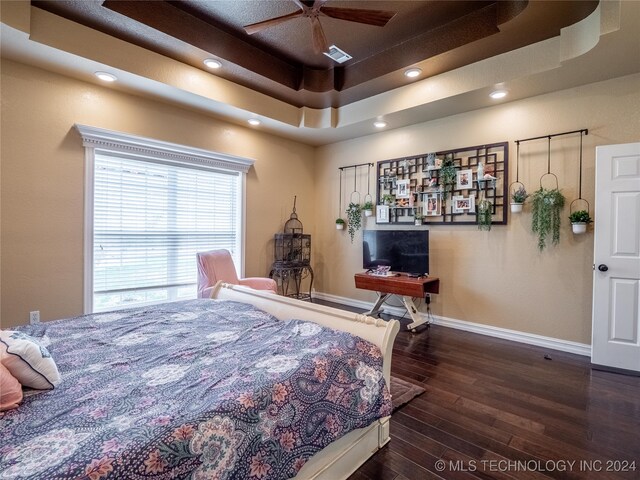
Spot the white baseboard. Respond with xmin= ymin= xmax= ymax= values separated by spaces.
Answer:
xmin=312 ymin=291 xmax=591 ymax=357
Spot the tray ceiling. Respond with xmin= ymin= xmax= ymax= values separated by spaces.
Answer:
xmin=32 ymin=0 xmax=598 ymax=109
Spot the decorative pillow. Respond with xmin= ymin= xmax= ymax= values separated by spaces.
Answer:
xmin=0 ymin=363 xmax=23 ymax=411
xmin=0 ymin=330 xmax=61 ymax=390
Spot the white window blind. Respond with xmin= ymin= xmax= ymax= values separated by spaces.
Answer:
xmin=92 ymin=153 xmax=242 ymax=312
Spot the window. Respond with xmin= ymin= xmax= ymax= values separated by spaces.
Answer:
xmin=76 ymin=125 xmax=254 ymax=313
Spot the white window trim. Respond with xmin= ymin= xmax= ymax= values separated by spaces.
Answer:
xmin=75 ymin=124 xmax=255 ymax=314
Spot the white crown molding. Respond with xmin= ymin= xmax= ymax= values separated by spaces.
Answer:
xmin=74 ymin=124 xmax=255 ymax=173
xmin=312 ymin=291 xmax=591 ymax=357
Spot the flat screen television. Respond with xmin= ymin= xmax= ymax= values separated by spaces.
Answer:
xmin=363 ymin=230 xmax=429 ymax=275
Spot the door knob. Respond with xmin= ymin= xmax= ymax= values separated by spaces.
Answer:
xmin=598 ymin=264 xmax=609 ymax=272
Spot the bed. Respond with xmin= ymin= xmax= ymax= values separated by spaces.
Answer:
xmin=0 ymin=282 xmax=399 ymax=479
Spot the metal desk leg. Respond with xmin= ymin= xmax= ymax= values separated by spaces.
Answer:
xmin=365 ymin=292 xmax=390 ymax=317
xmin=403 ymin=296 xmax=428 ymax=331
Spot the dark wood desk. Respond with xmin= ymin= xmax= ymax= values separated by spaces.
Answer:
xmin=354 ymin=273 xmax=440 ymax=331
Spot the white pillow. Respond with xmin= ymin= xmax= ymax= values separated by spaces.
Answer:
xmin=0 ymin=330 xmax=61 ymax=390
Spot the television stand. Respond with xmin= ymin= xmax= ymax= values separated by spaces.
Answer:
xmin=354 ymin=273 xmax=440 ymax=331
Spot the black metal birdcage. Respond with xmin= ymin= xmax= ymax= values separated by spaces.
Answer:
xmin=270 ymin=197 xmax=314 ymax=300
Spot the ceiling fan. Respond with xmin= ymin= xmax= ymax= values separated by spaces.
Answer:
xmin=243 ymin=0 xmax=397 ymax=55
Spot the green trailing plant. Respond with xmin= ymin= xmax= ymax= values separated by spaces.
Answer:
xmin=531 ymin=188 xmax=566 ymax=251
xmin=346 ymin=202 xmax=362 ymax=243
xmin=511 ymin=186 xmax=529 ymax=204
xmin=477 ymin=199 xmax=493 ymax=231
xmin=569 ymin=210 xmax=592 ymax=224
xmin=439 ymin=157 xmax=457 ymax=199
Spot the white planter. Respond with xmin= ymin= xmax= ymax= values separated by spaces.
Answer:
xmin=510 ymin=203 xmax=523 ymax=213
xmin=336 ymin=223 xmax=344 ymax=230
xmin=364 ymin=209 xmax=373 ymax=217
xmin=415 ymin=219 xmax=422 ymax=226
xmin=572 ymin=222 xmax=587 ymax=234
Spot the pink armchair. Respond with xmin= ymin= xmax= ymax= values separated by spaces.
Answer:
xmin=196 ymin=249 xmax=277 ymax=298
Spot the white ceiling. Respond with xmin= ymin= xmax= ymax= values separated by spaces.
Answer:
xmin=1 ymin=0 xmax=639 ymax=146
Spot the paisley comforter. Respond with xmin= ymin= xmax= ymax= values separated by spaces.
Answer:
xmin=0 ymin=299 xmax=391 ymax=479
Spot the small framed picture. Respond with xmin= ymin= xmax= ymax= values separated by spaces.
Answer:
xmin=425 ymin=193 xmax=440 ymax=216
xmin=453 ymin=197 xmax=471 ymax=211
xmin=396 ymin=179 xmax=410 ymax=198
xmin=456 ymin=169 xmax=473 ymax=190
xmin=452 ymin=194 xmax=476 ymax=214
xmin=467 ymin=194 xmax=476 ymax=213
xmin=376 ymin=205 xmax=390 ymax=223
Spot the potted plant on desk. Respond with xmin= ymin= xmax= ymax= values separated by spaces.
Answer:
xmin=414 ymin=213 xmax=424 ymax=226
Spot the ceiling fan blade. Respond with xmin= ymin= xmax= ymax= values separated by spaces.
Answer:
xmin=291 ymin=0 xmax=309 ymax=12
xmin=311 ymin=0 xmax=329 ymax=12
xmin=310 ymin=17 xmax=329 ymax=54
xmin=244 ymin=11 xmax=304 ymax=35
xmin=320 ymin=7 xmax=396 ymax=27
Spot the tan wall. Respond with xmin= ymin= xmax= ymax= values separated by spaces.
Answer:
xmin=313 ymin=74 xmax=640 ymax=345
xmin=0 ymin=59 xmax=316 ymax=328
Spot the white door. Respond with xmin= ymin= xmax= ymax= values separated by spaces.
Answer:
xmin=592 ymin=142 xmax=640 ymax=372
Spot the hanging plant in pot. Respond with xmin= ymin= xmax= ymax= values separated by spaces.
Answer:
xmin=510 ymin=185 xmax=528 ymax=213
xmin=439 ymin=157 xmax=457 ymax=200
xmin=477 ymin=198 xmax=493 ymax=231
xmin=569 ymin=210 xmax=592 ymax=234
xmin=362 ymin=200 xmax=374 ymax=217
xmin=346 ymin=202 xmax=362 ymax=242
xmin=335 ymin=218 xmax=345 ymax=230
xmin=531 ymin=187 xmax=566 ymax=250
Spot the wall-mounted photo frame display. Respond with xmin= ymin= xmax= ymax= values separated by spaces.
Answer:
xmin=456 ymin=169 xmax=473 ymax=190
xmin=375 ymin=142 xmax=507 ymax=225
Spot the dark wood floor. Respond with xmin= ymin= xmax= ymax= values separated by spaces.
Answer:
xmin=315 ymin=300 xmax=640 ymax=480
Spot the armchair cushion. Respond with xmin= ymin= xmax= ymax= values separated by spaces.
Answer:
xmin=239 ymin=277 xmax=277 ymax=293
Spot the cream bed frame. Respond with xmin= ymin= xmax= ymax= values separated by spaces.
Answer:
xmin=211 ymin=282 xmax=400 ymax=480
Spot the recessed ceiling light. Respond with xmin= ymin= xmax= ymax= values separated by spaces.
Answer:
xmin=374 ymin=121 xmax=387 ymax=128
xmin=204 ymin=59 xmax=222 ymax=69
xmin=404 ymin=68 xmax=422 ymax=78
xmin=490 ymin=89 xmax=508 ymax=99
xmin=95 ymin=71 xmax=117 ymax=82
xmin=247 ymin=118 xmax=261 ymax=126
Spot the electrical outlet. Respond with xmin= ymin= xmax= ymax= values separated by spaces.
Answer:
xmin=29 ymin=311 xmax=40 ymax=325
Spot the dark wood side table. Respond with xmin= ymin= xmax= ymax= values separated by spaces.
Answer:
xmin=354 ymin=272 xmax=440 ymax=331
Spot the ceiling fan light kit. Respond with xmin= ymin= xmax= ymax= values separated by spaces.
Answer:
xmin=243 ymin=0 xmax=397 ymax=55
